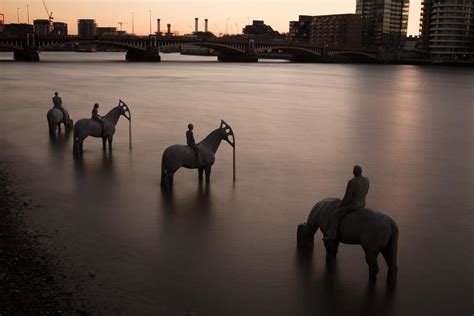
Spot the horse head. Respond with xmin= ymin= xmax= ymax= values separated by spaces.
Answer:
xmin=219 ymin=120 xmax=235 ymax=148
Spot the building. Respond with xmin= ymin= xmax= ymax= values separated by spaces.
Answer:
xmin=3 ymin=23 xmax=34 ymax=35
xmin=356 ymin=0 xmax=410 ymax=49
xmin=420 ymin=0 xmax=474 ymax=60
xmin=96 ymin=27 xmax=118 ymax=36
xmin=0 ymin=14 xmax=4 ymax=33
xmin=33 ymin=19 xmax=52 ymax=36
xmin=289 ymin=15 xmax=313 ymax=41
xmin=78 ymin=19 xmax=96 ymax=37
xmin=51 ymin=22 xmax=68 ymax=37
xmin=310 ymin=14 xmax=363 ymax=49
xmin=242 ymin=20 xmax=280 ymax=37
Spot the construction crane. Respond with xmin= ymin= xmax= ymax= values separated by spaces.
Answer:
xmin=41 ymin=0 xmax=53 ymax=23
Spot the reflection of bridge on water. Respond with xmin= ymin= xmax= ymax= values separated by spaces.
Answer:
xmin=0 ymin=34 xmax=379 ymax=63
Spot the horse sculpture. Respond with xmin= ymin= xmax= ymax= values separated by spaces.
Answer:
xmin=161 ymin=120 xmax=235 ymax=187
xmin=47 ymin=107 xmax=73 ymax=133
xmin=73 ymin=101 xmax=131 ymax=155
xmin=297 ymin=198 xmax=398 ymax=286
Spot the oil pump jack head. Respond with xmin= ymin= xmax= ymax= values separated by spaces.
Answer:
xmin=220 ymin=119 xmax=235 ymax=147
xmin=119 ymin=99 xmax=131 ymax=121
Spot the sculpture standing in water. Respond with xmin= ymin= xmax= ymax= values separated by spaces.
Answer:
xmin=297 ymin=198 xmax=398 ymax=286
xmin=73 ymin=100 xmax=131 ymax=155
xmin=47 ymin=92 xmax=73 ymax=133
xmin=161 ymin=120 xmax=235 ymax=187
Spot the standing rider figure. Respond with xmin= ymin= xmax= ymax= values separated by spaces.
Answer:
xmin=186 ymin=123 xmax=201 ymax=165
xmin=324 ymin=165 xmax=370 ymax=254
xmin=52 ymin=92 xmax=68 ymax=125
xmin=91 ymin=103 xmax=106 ymax=137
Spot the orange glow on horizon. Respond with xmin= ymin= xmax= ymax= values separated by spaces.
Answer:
xmin=1 ymin=0 xmax=422 ymax=36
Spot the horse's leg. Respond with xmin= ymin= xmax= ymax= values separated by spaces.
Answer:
xmin=363 ymin=247 xmax=379 ymax=281
xmin=108 ymin=137 xmax=113 ymax=151
xmin=205 ymin=166 xmax=212 ymax=183
xmin=102 ymin=137 xmax=107 ymax=150
xmin=333 ymin=241 xmax=340 ymax=256
xmin=198 ymin=168 xmax=204 ymax=182
xmin=169 ymin=171 xmax=175 ymax=186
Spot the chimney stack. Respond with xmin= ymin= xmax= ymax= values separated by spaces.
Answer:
xmin=167 ymin=23 xmax=171 ymax=35
xmin=205 ymin=18 xmax=208 ymax=32
xmin=156 ymin=19 xmax=161 ymax=34
xmin=195 ymin=17 xmax=199 ymax=33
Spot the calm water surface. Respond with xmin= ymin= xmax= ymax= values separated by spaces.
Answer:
xmin=0 ymin=52 xmax=473 ymax=315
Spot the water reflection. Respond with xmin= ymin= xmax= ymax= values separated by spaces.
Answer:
xmin=159 ymin=182 xmax=212 ymax=215
xmin=293 ymin=247 xmax=397 ymax=316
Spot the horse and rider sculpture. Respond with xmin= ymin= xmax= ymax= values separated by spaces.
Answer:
xmin=47 ymin=92 xmax=74 ymax=133
xmin=297 ymin=165 xmax=398 ymax=286
xmin=45 ymin=93 xmax=398 ymax=286
xmin=161 ymin=120 xmax=236 ymax=187
xmin=73 ymin=100 xmax=131 ymax=156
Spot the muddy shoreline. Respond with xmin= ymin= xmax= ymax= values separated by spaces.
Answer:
xmin=0 ymin=162 xmax=91 ymax=315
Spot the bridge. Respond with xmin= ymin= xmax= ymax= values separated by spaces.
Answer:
xmin=0 ymin=33 xmax=379 ymax=62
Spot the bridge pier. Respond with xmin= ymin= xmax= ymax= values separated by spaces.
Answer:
xmin=14 ymin=48 xmax=39 ymax=62
xmin=217 ymin=53 xmax=258 ymax=63
xmin=126 ymin=48 xmax=161 ymax=62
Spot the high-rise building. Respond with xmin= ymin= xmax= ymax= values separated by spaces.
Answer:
xmin=309 ymin=14 xmax=363 ymax=49
xmin=52 ymin=22 xmax=68 ymax=36
xmin=356 ymin=0 xmax=410 ymax=49
xmin=289 ymin=15 xmax=313 ymax=41
xmin=78 ymin=19 xmax=96 ymax=37
xmin=33 ymin=19 xmax=52 ymax=36
xmin=420 ymin=0 xmax=474 ymax=60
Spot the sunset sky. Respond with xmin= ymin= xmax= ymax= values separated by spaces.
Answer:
xmin=1 ymin=0 xmax=422 ymax=36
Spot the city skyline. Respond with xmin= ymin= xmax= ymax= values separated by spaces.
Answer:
xmin=1 ymin=0 xmax=422 ymax=36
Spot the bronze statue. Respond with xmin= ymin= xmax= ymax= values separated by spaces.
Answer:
xmin=161 ymin=120 xmax=235 ymax=187
xmin=323 ymin=165 xmax=370 ymax=253
xmin=73 ymin=100 xmax=131 ymax=155
xmin=297 ymin=198 xmax=398 ymax=286
xmin=91 ymin=103 xmax=106 ymax=137
xmin=47 ymin=92 xmax=73 ymax=133
xmin=186 ymin=123 xmax=201 ymax=164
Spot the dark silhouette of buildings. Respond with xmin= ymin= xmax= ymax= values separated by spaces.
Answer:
xmin=289 ymin=16 xmax=313 ymax=41
xmin=243 ymin=20 xmax=280 ymax=37
xmin=33 ymin=19 xmax=52 ymax=36
xmin=289 ymin=14 xmax=363 ymax=49
xmin=420 ymin=0 xmax=474 ymax=60
xmin=96 ymin=27 xmax=118 ymax=36
xmin=78 ymin=19 xmax=96 ymax=37
xmin=2 ymin=23 xmax=34 ymax=35
xmin=52 ymin=22 xmax=68 ymax=37
xmin=356 ymin=0 xmax=409 ymax=49
xmin=310 ymin=14 xmax=363 ymax=49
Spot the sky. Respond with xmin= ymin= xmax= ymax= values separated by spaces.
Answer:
xmin=1 ymin=0 xmax=422 ymax=36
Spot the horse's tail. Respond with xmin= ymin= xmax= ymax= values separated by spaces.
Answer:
xmin=382 ymin=218 xmax=399 ymax=286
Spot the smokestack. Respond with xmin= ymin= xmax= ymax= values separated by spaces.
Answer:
xmin=205 ymin=18 xmax=208 ymax=32
xmin=167 ymin=23 xmax=171 ymax=35
xmin=157 ymin=18 xmax=161 ymax=34
xmin=195 ymin=17 xmax=198 ymax=33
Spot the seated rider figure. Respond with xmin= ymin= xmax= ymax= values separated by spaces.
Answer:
xmin=324 ymin=165 xmax=370 ymax=253
xmin=52 ymin=92 xmax=68 ymax=124
xmin=186 ymin=123 xmax=202 ymax=165
xmin=91 ymin=103 xmax=106 ymax=137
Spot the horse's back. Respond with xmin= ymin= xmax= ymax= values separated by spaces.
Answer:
xmin=47 ymin=108 xmax=61 ymax=123
xmin=163 ymin=144 xmax=214 ymax=170
xmin=339 ymin=208 xmax=393 ymax=247
xmin=74 ymin=118 xmax=107 ymax=138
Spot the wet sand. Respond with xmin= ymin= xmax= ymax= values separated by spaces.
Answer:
xmin=0 ymin=162 xmax=91 ymax=315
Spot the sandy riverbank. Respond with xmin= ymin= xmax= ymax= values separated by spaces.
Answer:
xmin=0 ymin=162 xmax=91 ymax=315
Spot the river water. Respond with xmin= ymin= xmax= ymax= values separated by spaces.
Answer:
xmin=0 ymin=52 xmax=473 ymax=315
